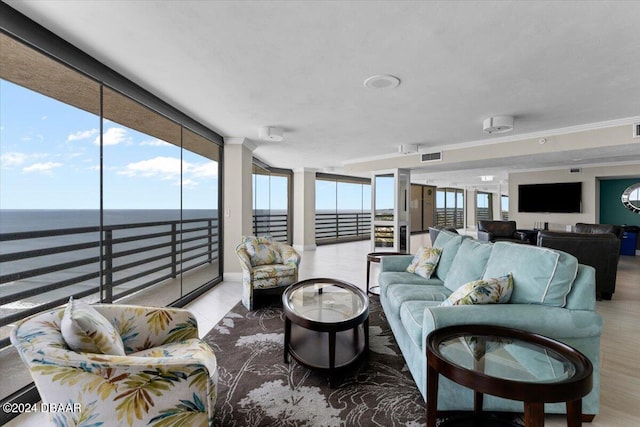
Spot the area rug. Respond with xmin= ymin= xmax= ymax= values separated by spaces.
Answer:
xmin=203 ymin=297 xmax=523 ymax=427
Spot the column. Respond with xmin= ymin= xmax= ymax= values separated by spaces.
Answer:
xmin=223 ymin=137 xmax=255 ymax=280
xmin=293 ymin=168 xmax=317 ymax=251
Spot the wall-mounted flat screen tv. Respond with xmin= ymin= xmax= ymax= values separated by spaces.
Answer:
xmin=518 ymin=182 xmax=582 ymax=213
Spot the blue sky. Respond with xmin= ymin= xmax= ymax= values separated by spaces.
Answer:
xmin=0 ymin=79 xmax=218 ymax=210
xmin=1 ymin=78 xmax=379 ymax=213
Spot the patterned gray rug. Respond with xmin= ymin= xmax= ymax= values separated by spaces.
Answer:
xmin=203 ymin=297 xmax=522 ymax=427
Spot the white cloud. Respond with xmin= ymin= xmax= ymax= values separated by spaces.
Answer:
xmin=187 ymin=162 xmax=218 ymax=178
xmin=1 ymin=152 xmax=29 ymax=168
xmin=181 ymin=178 xmax=199 ymax=189
xmin=68 ymin=128 xmax=98 ymax=141
xmin=23 ymin=162 xmax=63 ymax=173
xmin=140 ymin=138 xmax=171 ymax=147
xmin=94 ymin=127 xmax=128 ymax=146
xmin=119 ymin=156 xmax=183 ymax=178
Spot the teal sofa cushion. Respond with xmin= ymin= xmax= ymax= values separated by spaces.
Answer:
xmin=443 ymin=239 xmax=493 ymax=292
xmin=386 ymin=283 xmax=450 ymax=314
xmin=400 ymin=300 xmax=441 ymax=350
xmin=483 ymin=242 xmax=578 ymax=307
xmin=379 ymin=271 xmax=439 ymax=287
xmin=432 ymin=230 xmax=465 ymax=281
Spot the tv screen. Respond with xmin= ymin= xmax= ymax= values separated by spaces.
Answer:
xmin=518 ymin=182 xmax=582 ymax=213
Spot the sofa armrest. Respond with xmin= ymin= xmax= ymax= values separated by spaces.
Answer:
xmin=380 ymin=255 xmax=414 ymax=272
xmin=422 ymin=304 xmax=603 ymax=345
xmin=477 ymin=230 xmax=493 ymax=242
xmin=94 ymin=304 xmax=199 ymax=352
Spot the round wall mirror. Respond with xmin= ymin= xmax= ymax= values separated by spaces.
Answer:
xmin=621 ymin=183 xmax=640 ymax=214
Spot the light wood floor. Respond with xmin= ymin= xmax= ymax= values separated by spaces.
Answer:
xmin=8 ymin=239 xmax=640 ymax=426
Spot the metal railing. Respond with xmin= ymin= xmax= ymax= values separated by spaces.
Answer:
xmin=252 ymin=213 xmax=288 ymax=242
xmin=0 ymin=217 xmax=219 ymax=349
xmin=316 ymin=212 xmax=371 ymax=243
xmin=435 ymin=208 xmax=464 ymax=228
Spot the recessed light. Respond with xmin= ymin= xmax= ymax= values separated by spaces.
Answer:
xmin=363 ymin=74 xmax=401 ymax=89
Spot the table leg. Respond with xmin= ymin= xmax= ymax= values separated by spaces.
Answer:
xmin=474 ymin=391 xmax=484 ymax=416
xmin=366 ymin=260 xmax=371 ymax=293
xmin=523 ymin=402 xmax=544 ymax=427
xmin=284 ymin=317 xmax=291 ymax=363
xmin=426 ymin=363 xmax=438 ymax=427
xmin=329 ymin=330 xmax=336 ymax=387
xmin=566 ymin=399 xmax=582 ymax=427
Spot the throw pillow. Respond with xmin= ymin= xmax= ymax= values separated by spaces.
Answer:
xmin=243 ymin=236 xmax=283 ymax=266
xmin=440 ymin=273 xmax=513 ymax=307
xmin=406 ymin=246 xmax=443 ymax=279
xmin=61 ymin=297 xmax=126 ymax=355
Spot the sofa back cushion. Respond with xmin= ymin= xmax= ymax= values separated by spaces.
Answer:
xmin=443 ymin=239 xmax=493 ymax=292
xmin=482 ymin=242 xmax=578 ymax=307
xmin=432 ymin=230 xmax=465 ymax=281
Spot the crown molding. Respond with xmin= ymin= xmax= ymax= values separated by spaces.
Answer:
xmin=223 ymin=137 xmax=257 ymax=151
xmin=342 ymin=116 xmax=640 ymax=166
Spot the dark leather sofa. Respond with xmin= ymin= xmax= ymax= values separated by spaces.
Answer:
xmin=537 ymin=230 xmax=621 ymax=300
xmin=575 ymin=222 xmax=623 ymax=238
xmin=477 ymin=220 xmax=531 ymax=244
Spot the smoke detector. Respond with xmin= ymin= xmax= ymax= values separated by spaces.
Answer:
xmin=363 ymin=74 xmax=401 ymax=89
xmin=259 ymin=126 xmax=284 ymax=142
xmin=483 ymin=116 xmax=514 ymax=134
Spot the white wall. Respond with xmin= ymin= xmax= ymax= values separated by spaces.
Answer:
xmin=509 ymin=164 xmax=640 ymax=231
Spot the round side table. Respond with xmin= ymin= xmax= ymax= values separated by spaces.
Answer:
xmin=426 ymin=324 xmax=593 ymax=427
xmin=366 ymin=251 xmax=407 ymax=295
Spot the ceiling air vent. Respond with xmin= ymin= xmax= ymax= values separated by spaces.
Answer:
xmin=421 ymin=151 xmax=442 ymax=163
xmin=634 ymin=122 xmax=640 ymax=138
xmin=570 ymin=168 xmax=582 ymax=173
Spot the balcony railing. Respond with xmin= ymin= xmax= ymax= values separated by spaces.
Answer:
xmin=316 ymin=212 xmax=371 ymax=244
xmin=435 ymin=208 xmax=464 ymax=228
xmin=252 ymin=213 xmax=288 ymax=242
xmin=0 ymin=217 xmax=219 ymax=349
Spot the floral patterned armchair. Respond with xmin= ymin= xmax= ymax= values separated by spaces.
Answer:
xmin=236 ymin=236 xmax=301 ymax=310
xmin=11 ymin=303 xmax=217 ymax=427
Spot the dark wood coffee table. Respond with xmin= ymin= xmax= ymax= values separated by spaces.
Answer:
xmin=426 ymin=325 xmax=593 ymax=427
xmin=283 ymin=278 xmax=369 ymax=387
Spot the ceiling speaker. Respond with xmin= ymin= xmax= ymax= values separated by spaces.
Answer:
xmin=483 ymin=116 xmax=514 ymax=134
xmin=259 ymin=126 xmax=284 ymax=142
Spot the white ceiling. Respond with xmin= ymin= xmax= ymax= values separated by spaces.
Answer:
xmin=6 ymin=0 xmax=640 ymax=187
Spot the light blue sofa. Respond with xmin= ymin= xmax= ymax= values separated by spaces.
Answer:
xmin=378 ymin=230 xmax=602 ymax=417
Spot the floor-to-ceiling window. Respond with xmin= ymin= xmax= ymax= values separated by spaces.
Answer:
xmin=476 ymin=191 xmax=493 ymax=221
xmin=501 ymin=195 xmax=509 ymax=220
xmin=315 ymin=173 xmax=371 ymax=244
xmin=435 ymin=187 xmax=464 ymax=228
xmin=252 ymin=161 xmax=292 ymax=243
xmin=0 ymin=29 xmax=222 ymax=414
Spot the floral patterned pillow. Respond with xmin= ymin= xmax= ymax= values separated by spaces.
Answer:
xmin=61 ymin=297 xmax=125 ymax=355
xmin=243 ymin=236 xmax=283 ymax=266
xmin=440 ymin=273 xmax=513 ymax=307
xmin=406 ymin=247 xmax=443 ymax=279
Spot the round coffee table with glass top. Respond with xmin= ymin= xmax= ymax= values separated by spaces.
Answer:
xmin=283 ymin=278 xmax=369 ymax=387
xmin=426 ymin=324 xmax=593 ymax=427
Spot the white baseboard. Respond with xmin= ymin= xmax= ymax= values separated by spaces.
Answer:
xmin=223 ymin=272 xmax=242 ymax=282
xmin=293 ymin=244 xmax=317 ymax=252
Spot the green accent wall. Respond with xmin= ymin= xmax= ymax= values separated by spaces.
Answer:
xmin=600 ymin=178 xmax=640 ymax=226
xmin=600 ymin=177 xmax=640 ymax=252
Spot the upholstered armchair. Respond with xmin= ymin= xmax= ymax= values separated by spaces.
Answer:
xmin=236 ymin=236 xmax=301 ymax=310
xmin=477 ymin=220 xmax=530 ymax=244
xmin=11 ymin=302 xmax=217 ymax=427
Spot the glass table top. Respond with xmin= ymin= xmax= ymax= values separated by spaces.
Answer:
xmin=438 ymin=334 xmax=576 ymax=384
xmin=285 ymin=281 xmax=367 ymax=323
